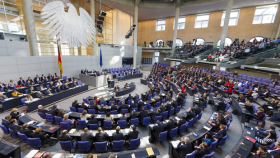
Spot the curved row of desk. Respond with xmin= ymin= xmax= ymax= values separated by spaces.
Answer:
xmin=115 ymin=83 xmax=136 ymax=97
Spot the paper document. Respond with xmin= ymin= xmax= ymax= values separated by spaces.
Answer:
xmin=27 ymin=121 xmax=35 ymax=125
xmin=146 ymin=147 xmax=154 ymax=156
xmin=69 ymin=129 xmax=76 ymax=134
xmin=36 ymin=122 xmax=45 ymax=127
xmin=175 ymin=117 xmax=180 ymax=121
xmin=203 ymin=125 xmax=211 ymax=131
xmin=171 ymin=140 xmax=180 ymax=148
xmin=97 ymin=115 xmax=101 ymax=118
xmin=53 ymin=153 xmax=62 ymax=158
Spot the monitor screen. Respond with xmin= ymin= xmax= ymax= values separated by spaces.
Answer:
xmin=122 ymin=57 xmax=133 ymax=65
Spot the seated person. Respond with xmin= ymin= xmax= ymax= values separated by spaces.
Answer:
xmin=2 ymin=115 xmax=11 ymax=129
xmin=124 ymin=83 xmax=129 ymax=88
xmin=58 ymin=130 xmax=76 ymax=145
xmin=268 ymin=141 xmax=280 ymax=157
xmin=93 ymin=96 xmax=98 ymax=104
xmin=247 ymin=108 xmax=265 ymax=122
xmin=104 ymin=112 xmax=114 ymax=124
xmin=259 ymin=89 xmax=270 ymax=98
xmin=172 ymin=137 xmax=192 ymax=158
xmin=16 ymin=83 xmax=23 ymax=88
xmin=0 ymin=92 xmax=8 ymax=102
xmin=80 ymin=101 xmax=89 ymax=110
xmin=216 ymin=98 xmax=226 ymax=111
xmin=36 ymin=91 xmax=44 ymax=98
xmin=88 ymin=114 xmax=98 ymax=124
xmin=18 ymin=78 xmax=25 ymax=85
xmin=119 ymin=111 xmax=127 ymax=120
xmin=28 ymin=85 xmax=35 ymax=94
xmin=33 ymin=127 xmax=49 ymax=145
xmin=250 ymin=145 xmax=269 ymax=158
xmin=56 ymin=85 xmax=62 ymax=93
xmin=213 ymin=124 xmax=227 ymax=142
xmin=176 ymin=115 xmax=186 ymax=128
xmin=56 ymin=80 xmax=62 ymax=86
xmin=11 ymin=89 xmax=22 ymax=97
xmin=237 ymin=94 xmax=246 ymax=103
xmin=114 ymin=85 xmax=120 ymax=91
xmin=25 ymin=94 xmax=33 ymax=102
xmin=99 ymin=104 xmax=106 ymax=113
xmin=194 ymin=104 xmax=202 ymax=115
xmin=112 ymin=126 xmax=124 ymax=141
xmin=130 ymin=110 xmax=138 ymax=119
xmin=152 ymin=120 xmax=166 ymax=140
xmin=194 ymin=142 xmax=211 ymax=158
xmin=10 ymin=119 xmax=21 ymax=136
xmin=20 ymin=123 xmax=34 ymax=138
xmin=224 ymin=110 xmax=233 ymax=122
xmin=80 ymin=110 xmax=88 ymax=123
xmin=57 ymin=110 xmax=64 ymax=118
xmin=81 ymin=128 xmax=93 ymax=147
xmin=62 ymin=114 xmax=75 ymax=128
xmin=128 ymin=125 xmax=139 ymax=141
xmin=3 ymin=84 xmax=11 ymax=92
xmin=185 ymin=108 xmax=196 ymax=121
xmin=38 ymin=105 xmax=49 ymax=114
xmin=10 ymin=108 xmax=20 ymax=120
xmin=255 ymin=131 xmax=277 ymax=148
xmin=255 ymin=125 xmax=276 ymax=139
xmin=208 ymin=118 xmax=221 ymax=133
xmin=38 ymin=84 xmax=45 ymax=91
xmin=165 ymin=117 xmax=177 ymax=133
xmin=45 ymin=87 xmax=52 ymax=95
xmin=95 ymin=127 xmax=109 ymax=142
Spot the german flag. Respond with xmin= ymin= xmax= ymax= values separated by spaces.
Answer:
xmin=58 ymin=46 xmax=63 ymax=73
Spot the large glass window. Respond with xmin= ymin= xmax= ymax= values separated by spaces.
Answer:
xmin=195 ymin=14 xmax=210 ymax=28
xmin=155 ymin=39 xmax=163 ymax=47
xmin=174 ymin=17 xmax=185 ymax=30
xmin=156 ymin=19 xmax=166 ymax=31
xmin=221 ymin=10 xmax=239 ymax=26
xmin=154 ymin=52 xmax=160 ymax=63
xmin=176 ymin=39 xmax=183 ymax=47
xmin=193 ymin=38 xmax=205 ymax=45
xmin=217 ymin=38 xmax=233 ymax=48
xmin=253 ymin=5 xmax=278 ymax=24
xmin=249 ymin=36 xmax=264 ymax=42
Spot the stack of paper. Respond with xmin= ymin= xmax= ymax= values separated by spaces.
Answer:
xmin=24 ymin=150 xmax=39 ymax=158
xmin=171 ymin=140 xmax=180 ymax=148
xmin=53 ymin=153 xmax=62 ymax=158
xmin=69 ymin=129 xmax=76 ymax=134
xmin=203 ymin=126 xmax=211 ymax=131
xmin=146 ymin=147 xmax=154 ymax=156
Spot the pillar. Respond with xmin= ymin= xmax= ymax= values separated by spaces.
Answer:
xmin=172 ymin=1 xmax=180 ymax=54
xmin=90 ymin=0 xmax=96 ymax=56
xmin=219 ymin=0 xmax=233 ymax=49
xmin=133 ymin=5 xmax=138 ymax=68
xmin=23 ymin=0 xmax=39 ymax=56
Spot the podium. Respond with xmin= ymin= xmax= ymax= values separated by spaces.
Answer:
xmin=108 ymin=80 xmax=115 ymax=88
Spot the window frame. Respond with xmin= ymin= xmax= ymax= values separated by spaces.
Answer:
xmin=249 ymin=36 xmax=265 ymax=43
xmin=253 ymin=5 xmax=278 ymax=24
xmin=156 ymin=19 xmax=166 ymax=31
xmin=194 ymin=13 xmax=210 ymax=28
xmin=217 ymin=37 xmax=233 ymax=48
xmin=193 ymin=38 xmax=205 ymax=45
xmin=176 ymin=38 xmax=183 ymax=47
xmin=220 ymin=10 xmax=240 ymax=26
xmin=173 ymin=16 xmax=186 ymax=30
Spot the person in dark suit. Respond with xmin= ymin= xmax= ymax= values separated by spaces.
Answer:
xmin=34 ymin=75 xmax=40 ymax=82
xmin=165 ymin=118 xmax=177 ymax=133
xmin=20 ymin=123 xmax=34 ymax=138
xmin=33 ymin=127 xmax=49 ymax=145
xmin=138 ymin=108 xmax=148 ymax=122
xmin=134 ymin=93 xmax=139 ymax=102
xmin=165 ymin=101 xmax=172 ymax=113
xmin=152 ymin=120 xmax=166 ymax=139
xmin=138 ymin=100 xmax=145 ymax=111
xmin=88 ymin=114 xmax=98 ymax=124
xmin=224 ymin=110 xmax=232 ymax=122
xmin=119 ymin=111 xmax=127 ymax=120
xmin=194 ymin=105 xmax=202 ymax=115
xmin=209 ymin=118 xmax=221 ymax=133
xmin=89 ymin=101 xmax=98 ymax=112
xmin=112 ymin=126 xmax=124 ymax=141
xmin=173 ymin=137 xmax=193 ymax=158
xmin=57 ymin=110 xmax=64 ymax=118
xmin=56 ymin=86 xmax=62 ymax=93
xmin=213 ymin=124 xmax=227 ymax=141
xmin=58 ymin=130 xmax=76 ymax=145
xmin=10 ymin=108 xmax=20 ymax=120
xmin=269 ymin=141 xmax=280 ymax=157
xmin=153 ymin=108 xmax=161 ymax=120
xmin=114 ymin=85 xmax=120 ymax=91
xmin=176 ymin=115 xmax=186 ymax=128
xmin=119 ymin=102 xmax=129 ymax=112
xmin=159 ymin=103 xmax=166 ymax=113
xmin=130 ymin=110 xmax=138 ymax=119
xmin=217 ymin=113 xmax=227 ymax=125
xmin=185 ymin=108 xmax=196 ymax=121
xmin=81 ymin=128 xmax=94 ymax=146
xmin=199 ymin=97 xmax=207 ymax=108
xmin=80 ymin=101 xmax=88 ymax=110
xmin=38 ymin=105 xmax=49 ymax=114
xmin=129 ymin=101 xmax=137 ymax=111
xmin=216 ymin=98 xmax=226 ymax=111
xmin=95 ymin=127 xmax=109 ymax=142
xmin=128 ymin=125 xmax=139 ymax=141
xmin=125 ymin=94 xmax=133 ymax=103
xmin=10 ymin=119 xmax=21 ymax=136
xmin=194 ymin=142 xmax=211 ymax=158
xmin=176 ymin=94 xmax=184 ymax=106
xmin=36 ymin=91 xmax=44 ymax=98
xmin=110 ymin=103 xmax=118 ymax=111
xmin=17 ymin=77 xmax=25 ymax=85
xmin=45 ymin=87 xmax=52 ymax=95
xmin=72 ymin=100 xmax=79 ymax=111
xmin=99 ymin=104 xmax=106 ymax=113
xmin=2 ymin=115 xmax=11 ymax=129
xmin=109 ymin=95 xmax=117 ymax=102
xmin=49 ymin=105 xmax=60 ymax=117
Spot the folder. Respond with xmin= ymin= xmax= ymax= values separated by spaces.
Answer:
xmin=245 ymin=136 xmax=256 ymax=143
xmin=69 ymin=129 xmax=76 ymax=134
xmin=146 ymin=147 xmax=154 ymax=156
xmin=49 ymin=127 xmax=55 ymax=130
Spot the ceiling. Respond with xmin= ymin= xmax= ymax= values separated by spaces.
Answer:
xmin=99 ymin=0 xmax=280 ymax=21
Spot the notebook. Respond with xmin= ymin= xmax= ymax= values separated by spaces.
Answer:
xmin=146 ymin=147 xmax=154 ymax=156
xmin=49 ymin=127 xmax=55 ymax=130
xmin=245 ymin=136 xmax=256 ymax=143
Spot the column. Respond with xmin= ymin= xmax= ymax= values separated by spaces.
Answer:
xmin=219 ymin=0 xmax=233 ymax=49
xmin=133 ymin=5 xmax=138 ymax=68
xmin=172 ymin=3 xmax=180 ymax=54
xmin=23 ymin=0 xmax=39 ymax=56
xmin=90 ymin=0 xmax=96 ymax=56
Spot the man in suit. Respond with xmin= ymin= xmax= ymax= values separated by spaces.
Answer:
xmin=95 ymin=127 xmax=109 ymax=142
xmin=69 ymin=76 xmax=74 ymax=82
xmin=177 ymin=115 xmax=186 ymax=128
xmin=119 ymin=112 xmax=127 ymax=120
xmin=81 ymin=128 xmax=94 ymax=146
xmin=110 ymin=96 xmax=117 ymax=102
xmin=159 ymin=103 xmax=166 ymax=113
xmin=20 ymin=123 xmax=34 ymax=138
xmin=137 ymin=100 xmax=145 ymax=111
xmin=153 ymin=108 xmax=161 ymax=120
xmin=165 ymin=101 xmax=172 ymax=113
xmin=38 ymin=105 xmax=49 ymax=114
xmin=56 ymin=86 xmax=62 ymax=93
xmin=176 ymin=94 xmax=184 ymax=106
xmin=119 ymin=101 xmax=129 ymax=110
xmin=45 ymin=87 xmax=52 ymax=95
xmin=34 ymin=78 xmax=41 ymax=84
xmin=213 ymin=124 xmax=227 ymax=141
xmin=152 ymin=120 xmax=166 ymax=140
xmin=195 ymin=142 xmax=211 ymax=158
xmin=49 ymin=105 xmax=60 ymax=117
xmin=58 ymin=130 xmax=76 ymax=145
xmin=64 ymin=83 xmax=69 ymax=90
xmin=216 ymin=98 xmax=226 ymax=111
xmin=88 ymin=114 xmax=98 ymax=124
xmin=99 ymin=104 xmax=106 ymax=113
xmin=36 ymin=91 xmax=44 ymax=98
xmin=41 ymin=74 xmax=45 ymax=81
xmin=134 ymin=93 xmax=139 ymax=102
xmin=89 ymin=101 xmax=98 ymax=112
xmin=130 ymin=110 xmax=138 ymax=119
xmin=38 ymin=84 xmax=45 ymax=91
xmin=269 ymin=141 xmax=280 ymax=157
xmin=112 ymin=126 xmax=124 ymax=141
xmin=72 ymin=100 xmax=79 ymax=111
xmin=18 ymin=77 xmax=25 ymax=85
xmin=129 ymin=101 xmax=137 ymax=112
xmin=125 ymin=94 xmax=133 ymax=103
xmin=185 ymin=108 xmax=196 ymax=121
xmin=173 ymin=137 xmax=193 ymax=158
xmin=171 ymin=99 xmax=178 ymax=112
xmin=110 ymin=103 xmax=118 ymax=111
xmin=128 ymin=125 xmax=139 ymax=141
xmin=255 ymin=125 xmax=276 ymax=139
xmin=217 ymin=113 xmax=227 ymax=125
xmin=165 ymin=118 xmax=177 ymax=133
xmin=2 ymin=115 xmax=11 ymax=129
xmin=25 ymin=81 xmax=32 ymax=87
xmin=10 ymin=119 xmax=21 ymax=136
xmin=138 ymin=108 xmax=148 ymax=122
xmin=194 ymin=104 xmax=201 ymax=116
xmin=224 ymin=110 xmax=232 ymax=122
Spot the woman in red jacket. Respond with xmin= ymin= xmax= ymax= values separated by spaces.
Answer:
xmin=93 ymin=96 xmax=98 ymax=104
xmin=181 ymin=85 xmax=185 ymax=93
xmin=16 ymin=83 xmax=23 ymax=88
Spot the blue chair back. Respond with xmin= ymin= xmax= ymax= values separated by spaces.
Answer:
xmin=0 ymin=125 xmax=9 ymax=134
xmin=60 ymin=122 xmax=70 ymax=131
xmin=70 ymin=107 xmax=76 ymax=112
xmin=169 ymin=108 xmax=174 ymax=115
xmin=130 ymin=118 xmax=139 ymax=126
xmin=175 ymin=106 xmax=181 ymax=113
xmin=118 ymin=120 xmax=126 ymax=129
xmin=54 ymin=116 xmax=62 ymax=125
xmin=130 ymin=138 xmax=140 ymax=149
xmin=37 ymin=112 xmax=46 ymax=119
xmin=209 ymin=139 xmax=218 ymax=152
xmin=60 ymin=141 xmax=75 ymax=152
xmin=118 ymin=100 xmax=124 ymax=105
xmin=193 ymin=116 xmax=198 ymax=124
xmin=45 ymin=113 xmax=54 ymax=122
xmin=154 ymin=116 xmax=162 ymax=123
xmin=88 ymin=124 xmax=98 ymax=130
xmin=21 ymin=98 xmax=26 ymax=106
xmin=155 ymin=102 xmax=160 ymax=107
xmin=147 ymin=94 xmax=152 ymax=100
xmin=128 ymin=100 xmax=133 ymax=105
xmin=185 ymin=151 xmax=196 ymax=158
xmin=104 ymin=120 xmax=112 ymax=129
xmin=100 ymin=101 xmax=106 ymax=105
xmin=146 ymin=103 xmax=152 ymax=110
xmin=170 ymin=127 xmax=178 ymax=138
xmin=83 ymin=98 xmax=89 ymax=104
xmin=77 ymin=141 xmax=90 ymax=152
xmin=179 ymin=123 xmax=187 ymax=133
xmin=202 ymin=152 xmax=215 ymax=158
xmin=219 ymin=135 xmax=228 ymax=146
xmin=95 ymin=142 xmax=107 ymax=152
xmin=120 ymin=109 xmax=128 ymax=113
xmin=158 ymin=131 xmax=168 ymax=141
xmin=131 ymin=108 xmax=138 ymax=112
xmin=77 ymin=120 xmax=87 ymax=128
xmin=110 ymin=110 xmax=117 ymax=114
xmin=162 ymin=111 xmax=168 ymax=120
xmin=112 ymin=140 xmax=124 ymax=151
xmin=187 ymin=119 xmax=193 ymax=128
xmin=98 ymin=111 xmax=105 ymax=114
xmin=28 ymin=138 xmax=42 ymax=149
xmin=88 ymin=109 xmax=95 ymax=114
xmin=109 ymin=101 xmax=115 ymax=105
xmin=78 ymin=108 xmax=84 ymax=113
xmin=153 ymin=92 xmax=156 ymax=97
xmin=142 ymin=117 xmax=150 ymax=125
xmin=17 ymin=132 xmax=28 ymax=143
xmin=136 ymin=98 xmax=141 ymax=103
